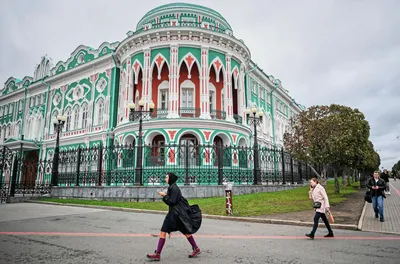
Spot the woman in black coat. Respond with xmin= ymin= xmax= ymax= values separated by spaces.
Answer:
xmin=146 ymin=172 xmax=201 ymax=261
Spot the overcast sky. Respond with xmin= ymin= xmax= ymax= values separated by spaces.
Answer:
xmin=1 ymin=0 xmax=399 ymax=169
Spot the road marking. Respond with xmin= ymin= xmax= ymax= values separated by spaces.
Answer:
xmin=389 ymin=183 xmax=400 ymax=196
xmin=0 ymin=232 xmax=399 ymax=240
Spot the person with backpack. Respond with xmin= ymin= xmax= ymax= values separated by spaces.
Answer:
xmin=146 ymin=172 xmax=202 ymax=261
xmin=366 ymin=171 xmax=386 ymax=222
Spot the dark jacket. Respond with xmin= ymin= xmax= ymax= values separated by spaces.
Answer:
xmin=381 ymin=173 xmax=389 ymax=183
xmin=366 ymin=178 xmax=386 ymax=198
xmin=161 ymin=183 xmax=202 ymax=234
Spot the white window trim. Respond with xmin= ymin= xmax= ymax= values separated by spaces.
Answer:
xmin=157 ymin=80 xmax=169 ymax=110
xmin=208 ymin=82 xmax=216 ymax=112
xmin=180 ymin=80 xmax=195 ymax=109
xmin=81 ymin=104 xmax=88 ymax=128
xmin=72 ymin=106 xmax=80 ymax=130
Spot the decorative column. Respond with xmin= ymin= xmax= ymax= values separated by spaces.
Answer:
xmin=89 ymin=74 xmax=99 ymax=130
xmin=225 ymin=54 xmax=234 ymax=122
xmin=127 ymin=60 xmax=134 ymax=103
xmin=142 ymin=48 xmax=152 ymax=110
xmin=239 ymin=64 xmax=246 ymax=123
xmin=167 ymin=45 xmax=180 ymax=118
xmin=199 ymin=46 xmax=211 ymax=119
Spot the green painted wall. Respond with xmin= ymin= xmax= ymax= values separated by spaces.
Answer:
xmin=178 ymin=47 xmax=201 ymax=65
xmin=208 ymin=50 xmax=226 ymax=68
xmin=151 ymin=47 xmax=170 ymax=64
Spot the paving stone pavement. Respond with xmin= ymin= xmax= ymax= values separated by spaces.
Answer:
xmin=361 ymin=179 xmax=400 ymax=234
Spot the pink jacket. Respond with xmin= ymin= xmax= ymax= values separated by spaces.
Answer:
xmin=309 ymin=183 xmax=330 ymax=213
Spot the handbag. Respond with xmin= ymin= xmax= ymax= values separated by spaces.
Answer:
xmin=313 ymin=202 xmax=322 ymax=209
xmin=364 ymin=190 xmax=372 ymax=203
xmin=326 ymin=211 xmax=335 ymax=224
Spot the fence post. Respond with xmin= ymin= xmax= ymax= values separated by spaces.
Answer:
xmin=9 ymin=155 xmax=18 ymax=197
xmin=75 ymin=147 xmax=81 ymax=186
xmin=218 ymin=144 xmax=223 ymax=185
xmin=281 ymin=149 xmax=286 ymax=184
xmin=184 ymin=141 xmax=190 ymax=185
xmin=97 ymin=145 xmax=103 ymax=186
xmin=0 ymin=146 xmax=5 ymax=189
xmin=290 ymin=157 xmax=294 ymax=184
xmin=298 ymin=161 xmax=303 ymax=183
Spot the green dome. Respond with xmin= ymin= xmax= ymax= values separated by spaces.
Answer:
xmin=136 ymin=2 xmax=233 ymax=33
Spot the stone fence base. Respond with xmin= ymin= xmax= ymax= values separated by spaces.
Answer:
xmin=51 ymin=183 xmax=305 ymax=202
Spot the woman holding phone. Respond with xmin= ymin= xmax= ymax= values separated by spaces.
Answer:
xmin=305 ymin=178 xmax=334 ymax=239
xmin=146 ymin=172 xmax=201 ymax=261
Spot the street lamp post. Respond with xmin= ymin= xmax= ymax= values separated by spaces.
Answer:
xmin=51 ymin=115 xmax=66 ymax=186
xmin=129 ymin=99 xmax=154 ymax=186
xmin=245 ymin=107 xmax=263 ymax=185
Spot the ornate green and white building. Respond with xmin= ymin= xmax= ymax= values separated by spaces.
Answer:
xmin=0 ymin=3 xmax=303 ymax=185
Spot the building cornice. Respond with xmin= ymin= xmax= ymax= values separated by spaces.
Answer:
xmin=115 ymin=28 xmax=251 ymax=66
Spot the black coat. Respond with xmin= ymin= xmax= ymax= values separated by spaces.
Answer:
xmin=161 ymin=183 xmax=202 ymax=234
xmin=366 ymin=178 xmax=386 ymax=198
xmin=381 ymin=173 xmax=389 ymax=183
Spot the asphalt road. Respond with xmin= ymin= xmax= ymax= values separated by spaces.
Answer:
xmin=0 ymin=203 xmax=399 ymax=264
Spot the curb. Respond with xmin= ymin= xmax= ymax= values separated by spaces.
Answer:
xmin=357 ymin=201 xmax=367 ymax=231
xmin=26 ymin=200 xmax=359 ymax=231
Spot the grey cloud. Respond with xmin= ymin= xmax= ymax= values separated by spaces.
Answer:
xmin=1 ymin=0 xmax=399 ymax=168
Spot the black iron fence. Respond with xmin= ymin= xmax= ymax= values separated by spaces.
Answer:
xmin=0 ymin=146 xmax=51 ymax=203
xmin=0 ymin=143 xmax=318 ymax=202
xmin=54 ymin=143 xmax=315 ymax=187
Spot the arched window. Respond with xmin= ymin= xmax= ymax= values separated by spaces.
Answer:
xmin=65 ymin=108 xmax=72 ymax=131
xmin=180 ymin=80 xmax=195 ymax=109
xmin=81 ymin=104 xmax=88 ymax=128
xmin=15 ymin=122 xmax=21 ymax=139
xmin=72 ymin=106 xmax=80 ymax=130
xmin=158 ymin=80 xmax=169 ymax=111
xmin=95 ymin=99 xmax=104 ymax=125
xmin=209 ymin=82 xmax=216 ymax=116
xmin=50 ymin=111 xmax=58 ymax=134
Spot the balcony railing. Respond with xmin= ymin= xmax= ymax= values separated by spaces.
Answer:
xmin=179 ymin=107 xmax=200 ymax=118
xmin=151 ymin=108 xmax=168 ymax=119
xmin=131 ymin=21 xmax=229 ymax=37
xmin=210 ymin=109 xmax=226 ymax=120
xmin=233 ymin=114 xmax=243 ymax=124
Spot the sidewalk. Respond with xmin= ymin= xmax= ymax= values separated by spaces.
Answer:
xmin=360 ymin=180 xmax=400 ymax=235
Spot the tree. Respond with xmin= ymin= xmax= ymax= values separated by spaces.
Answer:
xmin=391 ymin=160 xmax=400 ymax=176
xmin=284 ymin=104 xmax=372 ymax=194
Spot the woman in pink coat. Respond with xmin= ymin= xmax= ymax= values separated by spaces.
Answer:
xmin=305 ymin=178 xmax=334 ymax=239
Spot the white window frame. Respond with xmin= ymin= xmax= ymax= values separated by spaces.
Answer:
xmin=65 ymin=108 xmax=72 ymax=132
xmin=158 ymin=80 xmax=169 ymax=110
xmin=95 ymin=99 xmax=105 ymax=125
xmin=208 ymin=82 xmax=216 ymax=112
xmin=180 ymin=80 xmax=195 ymax=109
xmin=81 ymin=104 xmax=88 ymax=128
xmin=72 ymin=106 xmax=80 ymax=130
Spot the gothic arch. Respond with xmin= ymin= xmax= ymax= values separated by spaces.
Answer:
xmin=150 ymin=53 xmax=170 ymax=80
xmin=208 ymin=57 xmax=226 ymax=83
xmin=131 ymin=59 xmax=143 ymax=84
xmin=178 ymin=53 xmax=201 ymax=80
